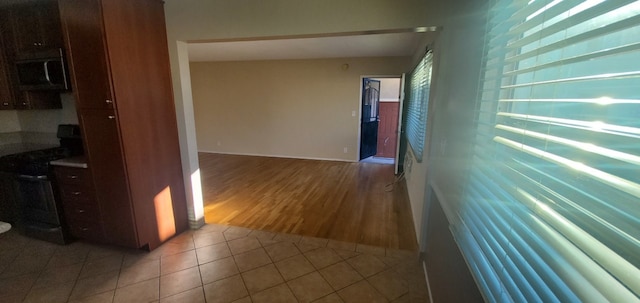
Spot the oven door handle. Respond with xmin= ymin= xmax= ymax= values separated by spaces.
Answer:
xmin=18 ymin=174 xmax=48 ymax=180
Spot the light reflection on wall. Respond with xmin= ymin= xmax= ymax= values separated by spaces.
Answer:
xmin=190 ymin=169 xmax=205 ymax=225
xmin=154 ymin=186 xmax=176 ymax=241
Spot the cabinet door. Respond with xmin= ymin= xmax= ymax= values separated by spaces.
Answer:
xmin=58 ymin=0 xmax=114 ymax=110
xmin=0 ymin=53 xmax=13 ymax=110
xmin=79 ymin=109 xmax=138 ymax=248
xmin=11 ymin=0 xmax=63 ymax=53
xmin=0 ymin=10 xmax=15 ymax=110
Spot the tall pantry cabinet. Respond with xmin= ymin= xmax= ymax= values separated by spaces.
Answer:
xmin=58 ymin=0 xmax=188 ymax=250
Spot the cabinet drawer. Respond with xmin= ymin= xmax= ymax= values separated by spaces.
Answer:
xmin=62 ymin=200 xmax=100 ymax=222
xmin=54 ymin=167 xmax=92 ymax=186
xmin=59 ymin=185 xmax=95 ymax=205
xmin=68 ymin=219 xmax=105 ymax=241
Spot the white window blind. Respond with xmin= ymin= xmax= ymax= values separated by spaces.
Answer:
xmin=405 ymin=51 xmax=433 ymax=161
xmin=457 ymin=0 xmax=640 ymax=302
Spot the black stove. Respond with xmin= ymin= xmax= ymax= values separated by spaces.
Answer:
xmin=0 ymin=124 xmax=83 ymax=245
xmin=0 ymin=147 xmax=72 ymax=176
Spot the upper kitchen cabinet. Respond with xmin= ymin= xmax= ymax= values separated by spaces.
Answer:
xmin=0 ymin=9 xmax=15 ymax=110
xmin=8 ymin=0 xmax=63 ymax=53
xmin=0 ymin=38 xmax=13 ymax=110
xmin=57 ymin=0 xmax=112 ymax=110
xmin=0 ymin=0 xmax=64 ymax=110
xmin=59 ymin=0 xmax=189 ymax=250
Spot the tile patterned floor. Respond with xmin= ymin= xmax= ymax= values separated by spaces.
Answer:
xmin=0 ymin=224 xmax=430 ymax=302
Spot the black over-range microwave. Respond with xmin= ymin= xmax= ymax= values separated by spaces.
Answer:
xmin=15 ymin=48 xmax=70 ymax=91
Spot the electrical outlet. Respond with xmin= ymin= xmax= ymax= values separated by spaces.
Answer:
xmin=343 ymin=147 xmax=348 ymax=153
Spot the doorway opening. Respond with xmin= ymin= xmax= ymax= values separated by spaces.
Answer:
xmin=359 ymin=77 xmax=402 ymax=166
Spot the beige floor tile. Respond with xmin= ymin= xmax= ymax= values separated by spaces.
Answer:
xmin=304 ymin=248 xmax=343 ymax=270
xmin=78 ymin=255 xmax=123 ymax=279
xmin=258 ymin=238 xmax=282 ymax=247
xmin=122 ymin=251 xmax=162 ymax=268
xmin=241 ymin=264 xmax=284 ymax=294
xmin=390 ymin=293 xmax=412 ymax=303
xmin=200 ymin=256 xmax=239 ymax=284
xmin=154 ymin=241 xmax=195 ymax=258
xmin=159 ymin=266 xmax=202 ymax=298
xmin=69 ymin=270 xmax=119 ymax=300
xmin=337 ymin=280 xmax=388 ymax=303
xmin=231 ymin=296 xmax=252 ymax=303
xmin=0 ymin=272 xmax=38 ymax=298
xmin=160 ymin=250 xmax=198 ymax=275
xmin=159 ymin=286 xmax=205 ymax=303
xmin=264 ymin=241 xmax=301 ymax=262
xmin=85 ymin=246 xmax=124 ymax=261
xmin=273 ymin=233 xmax=303 ymax=243
xmin=228 ymin=237 xmax=262 ymax=255
xmin=193 ymin=231 xmax=226 ymax=248
xmin=23 ymin=281 xmax=74 ymax=303
xmin=346 ymin=254 xmax=388 ymax=277
xmin=355 ymin=244 xmax=386 ymax=257
xmin=367 ymin=269 xmax=409 ymax=300
xmin=320 ymin=261 xmax=364 ymax=291
xmin=300 ymin=236 xmax=329 ymax=249
xmin=46 ymin=251 xmax=88 ymax=269
xmin=275 ymin=254 xmax=316 ymax=281
xmin=248 ymin=230 xmax=277 ymax=241
xmin=113 ymin=278 xmax=159 ymax=303
xmin=195 ymin=223 xmax=229 ymax=234
xmin=166 ymin=231 xmax=195 ymax=245
xmin=32 ymin=263 xmax=83 ymax=289
xmin=223 ymin=226 xmax=253 ymax=241
xmin=68 ymin=290 xmax=115 ymax=303
xmin=287 ymin=272 xmax=334 ymax=303
xmin=327 ymin=240 xmax=357 ymax=252
xmin=334 ymin=249 xmax=360 ymax=260
xmin=1 ymin=294 xmax=25 ymax=303
xmin=233 ymin=248 xmax=272 ymax=272
xmin=251 ymin=283 xmax=297 ymax=303
xmin=0 ymin=252 xmax=51 ymax=278
xmin=117 ymin=259 xmax=160 ymax=288
xmin=203 ymin=274 xmax=248 ymax=303
xmin=314 ymin=293 xmax=345 ymax=303
xmin=196 ymin=242 xmax=231 ymax=265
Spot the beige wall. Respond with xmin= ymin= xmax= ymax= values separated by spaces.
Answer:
xmin=191 ymin=57 xmax=409 ymax=161
xmin=163 ymin=0 xmax=486 ymax=240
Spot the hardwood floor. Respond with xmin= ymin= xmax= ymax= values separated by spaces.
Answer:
xmin=198 ymin=153 xmax=418 ymax=250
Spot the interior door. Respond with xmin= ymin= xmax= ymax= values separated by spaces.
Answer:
xmin=359 ymin=78 xmax=381 ymax=160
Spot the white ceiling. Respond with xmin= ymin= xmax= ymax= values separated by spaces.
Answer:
xmin=187 ymin=32 xmax=434 ymax=62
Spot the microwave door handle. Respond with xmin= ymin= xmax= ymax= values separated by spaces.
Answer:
xmin=43 ymin=61 xmax=52 ymax=84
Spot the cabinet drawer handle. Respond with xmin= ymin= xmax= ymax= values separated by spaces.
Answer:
xmin=108 ymin=115 xmax=115 ymax=119
xmin=77 ymin=209 xmax=85 ymax=213
xmin=68 ymin=175 xmax=78 ymax=179
xmin=72 ymin=191 xmax=81 ymax=195
xmin=2 ymin=102 xmax=8 ymax=106
xmin=106 ymin=100 xmax=113 ymax=104
xmin=81 ymin=227 xmax=89 ymax=231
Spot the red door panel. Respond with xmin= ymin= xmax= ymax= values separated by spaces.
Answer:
xmin=376 ymin=102 xmax=399 ymax=158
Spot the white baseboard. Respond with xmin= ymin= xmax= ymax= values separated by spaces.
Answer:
xmin=197 ymin=149 xmax=356 ymax=163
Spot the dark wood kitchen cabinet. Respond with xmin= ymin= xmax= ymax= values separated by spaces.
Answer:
xmin=53 ymin=165 xmax=106 ymax=242
xmin=0 ymin=9 xmax=15 ymax=110
xmin=0 ymin=46 xmax=13 ymax=110
xmin=59 ymin=0 xmax=188 ymax=250
xmin=0 ymin=0 xmax=64 ymax=110
xmin=8 ymin=0 xmax=63 ymax=53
